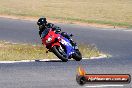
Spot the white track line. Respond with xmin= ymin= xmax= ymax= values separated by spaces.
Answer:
xmin=86 ymin=85 xmax=124 ymax=88
xmin=0 ymin=54 xmax=107 ymax=63
xmin=0 ymin=58 xmax=98 ymax=63
xmin=123 ymin=30 xmax=132 ymax=32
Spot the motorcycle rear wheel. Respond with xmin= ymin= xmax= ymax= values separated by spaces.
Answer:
xmin=52 ymin=46 xmax=68 ymax=62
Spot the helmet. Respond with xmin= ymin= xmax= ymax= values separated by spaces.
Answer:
xmin=37 ymin=17 xmax=47 ymax=30
xmin=37 ymin=17 xmax=47 ymax=26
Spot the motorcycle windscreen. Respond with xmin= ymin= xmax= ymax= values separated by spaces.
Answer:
xmin=60 ymin=37 xmax=75 ymax=57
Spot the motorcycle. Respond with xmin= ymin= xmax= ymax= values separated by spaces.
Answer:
xmin=41 ymin=28 xmax=82 ymax=62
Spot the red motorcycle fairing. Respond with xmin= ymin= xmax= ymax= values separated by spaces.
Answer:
xmin=41 ymin=28 xmax=61 ymax=49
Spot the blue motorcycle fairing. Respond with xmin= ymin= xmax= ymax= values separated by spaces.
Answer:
xmin=60 ymin=36 xmax=75 ymax=58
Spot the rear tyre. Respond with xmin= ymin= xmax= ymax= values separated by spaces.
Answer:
xmin=72 ymin=49 xmax=82 ymax=61
xmin=52 ymin=46 xmax=68 ymax=62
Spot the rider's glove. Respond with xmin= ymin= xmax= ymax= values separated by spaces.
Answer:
xmin=69 ymin=34 xmax=73 ymax=37
xmin=52 ymin=26 xmax=61 ymax=33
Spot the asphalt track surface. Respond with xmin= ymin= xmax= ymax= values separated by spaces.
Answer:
xmin=0 ymin=17 xmax=132 ymax=88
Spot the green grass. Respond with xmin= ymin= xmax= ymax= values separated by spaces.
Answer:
xmin=0 ymin=41 xmax=100 ymax=61
xmin=78 ymin=44 xmax=101 ymax=58
xmin=0 ymin=0 xmax=132 ymax=27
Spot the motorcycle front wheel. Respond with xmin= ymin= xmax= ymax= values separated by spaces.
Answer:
xmin=72 ymin=49 xmax=82 ymax=61
xmin=52 ymin=46 xmax=68 ymax=62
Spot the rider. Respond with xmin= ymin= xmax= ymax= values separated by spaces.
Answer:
xmin=37 ymin=17 xmax=76 ymax=46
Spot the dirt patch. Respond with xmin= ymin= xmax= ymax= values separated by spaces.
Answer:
xmin=0 ymin=44 xmax=6 ymax=48
xmin=0 ymin=15 xmax=125 ymax=29
xmin=0 ymin=15 xmax=37 ymax=21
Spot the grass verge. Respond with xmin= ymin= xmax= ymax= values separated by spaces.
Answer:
xmin=49 ymin=17 xmax=132 ymax=28
xmin=0 ymin=0 xmax=132 ymax=28
xmin=0 ymin=41 xmax=101 ymax=61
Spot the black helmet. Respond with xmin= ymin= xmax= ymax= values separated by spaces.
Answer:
xmin=37 ymin=17 xmax=47 ymax=26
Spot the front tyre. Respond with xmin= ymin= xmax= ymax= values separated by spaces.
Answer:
xmin=52 ymin=46 xmax=68 ymax=62
xmin=73 ymin=49 xmax=82 ymax=61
